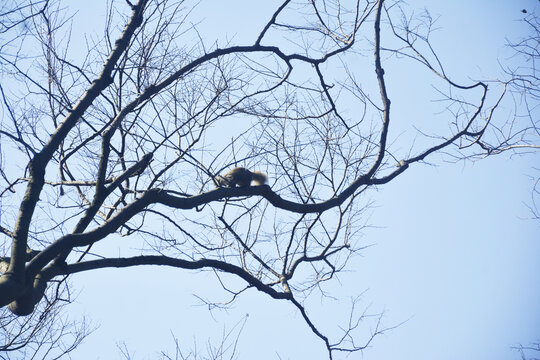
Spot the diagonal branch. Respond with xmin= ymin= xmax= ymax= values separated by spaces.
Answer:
xmin=3 ymin=0 xmax=149 ymax=287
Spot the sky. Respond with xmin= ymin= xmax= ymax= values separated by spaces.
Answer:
xmin=5 ymin=0 xmax=539 ymax=359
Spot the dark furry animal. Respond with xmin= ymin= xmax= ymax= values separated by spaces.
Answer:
xmin=215 ymin=167 xmax=267 ymax=187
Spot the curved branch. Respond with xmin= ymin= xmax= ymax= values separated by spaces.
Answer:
xmin=366 ymin=0 xmax=391 ymax=179
xmin=46 ymin=255 xmax=292 ymax=301
xmin=406 ymin=83 xmax=488 ymax=164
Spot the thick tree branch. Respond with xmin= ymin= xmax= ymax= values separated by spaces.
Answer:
xmin=1 ymin=0 xmax=149 ymax=297
xmin=366 ymin=0 xmax=390 ymax=179
xmin=45 ymin=255 xmax=292 ymax=301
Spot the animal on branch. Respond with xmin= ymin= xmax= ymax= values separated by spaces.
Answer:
xmin=215 ymin=167 xmax=267 ymax=187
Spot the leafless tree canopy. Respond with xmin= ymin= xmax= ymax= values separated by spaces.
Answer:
xmin=0 ymin=0 xmax=537 ymax=358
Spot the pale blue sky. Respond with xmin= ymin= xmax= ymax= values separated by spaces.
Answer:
xmin=37 ymin=0 xmax=540 ymax=359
